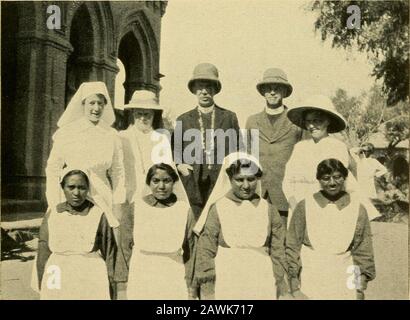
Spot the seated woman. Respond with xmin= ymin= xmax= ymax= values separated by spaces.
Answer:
xmin=126 ymin=163 xmax=192 ymax=300
xmin=286 ymin=158 xmax=376 ymax=300
xmin=33 ymin=169 xmax=116 ymax=300
xmin=193 ymin=152 xmax=289 ymax=300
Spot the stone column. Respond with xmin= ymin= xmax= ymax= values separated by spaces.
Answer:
xmin=11 ymin=30 xmax=72 ymax=201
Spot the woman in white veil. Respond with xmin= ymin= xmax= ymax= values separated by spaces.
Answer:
xmin=194 ymin=152 xmax=259 ymax=234
xmin=32 ymin=167 xmax=116 ymax=300
xmin=46 ymin=82 xmax=126 ymax=230
xmin=192 ymin=152 xmax=289 ymax=300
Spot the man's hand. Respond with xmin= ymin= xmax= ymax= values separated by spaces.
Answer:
xmin=112 ymin=204 xmax=124 ymax=246
xmin=112 ymin=203 xmax=124 ymax=221
xmin=177 ymin=164 xmax=193 ymax=177
xmin=112 ymin=227 xmax=120 ymax=246
xmin=288 ymin=196 xmax=298 ymax=211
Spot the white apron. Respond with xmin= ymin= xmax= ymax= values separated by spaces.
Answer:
xmin=121 ymin=127 xmax=174 ymax=202
xmin=214 ymin=197 xmax=277 ymax=300
xmin=39 ymin=206 xmax=110 ymax=300
xmin=127 ymin=201 xmax=189 ymax=300
xmin=300 ymin=194 xmax=360 ymax=300
xmin=284 ymin=137 xmax=380 ymax=224
xmin=46 ymin=120 xmax=125 ymax=227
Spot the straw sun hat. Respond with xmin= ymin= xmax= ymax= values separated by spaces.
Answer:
xmin=287 ymin=95 xmax=347 ymax=133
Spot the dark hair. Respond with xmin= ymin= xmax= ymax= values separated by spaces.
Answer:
xmin=302 ymin=109 xmax=329 ymax=129
xmin=146 ymin=163 xmax=179 ymax=185
xmin=361 ymin=142 xmax=375 ymax=154
xmin=316 ymin=158 xmax=348 ymax=180
xmin=225 ymin=159 xmax=263 ymax=179
xmin=81 ymin=93 xmax=107 ymax=105
xmin=376 ymin=155 xmax=387 ymax=165
xmin=60 ymin=170 xmax=90 ymax=189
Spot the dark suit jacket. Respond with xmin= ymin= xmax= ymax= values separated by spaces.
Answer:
xmin=173 ymin=105 xmax=242 ymax=211
xmin=246 ymin=108 xmax=304 ymax=211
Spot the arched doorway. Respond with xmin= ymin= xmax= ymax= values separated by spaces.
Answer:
xmin=65 ymin=4 xmax=94 ymax=106
xmin=115 ymin=31 xmax=145 ymax=129
xmin=118 ymin=31 xmax=144 ymax=103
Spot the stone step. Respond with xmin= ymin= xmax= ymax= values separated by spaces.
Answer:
xmin=1 ymin=200 xmax=45 ymax=230
xmin=1 ymin=211 xmax=44 ymax=231
xmin=1 ymin=199 xmax=46 ymax=214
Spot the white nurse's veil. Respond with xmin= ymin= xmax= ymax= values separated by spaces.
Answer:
xmin=57 ymin=81 xmax=115 ymax=127
xmin=193 ymin=151 xmax=263 ymax=235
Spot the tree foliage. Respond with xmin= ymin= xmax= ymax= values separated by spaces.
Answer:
xmin=310 ymin=0 xmax=409 ymax=106
xmin=331 ymin=88 xmax=365 ymax=146
xmin=332 ymin=85 xmax=409 ymax=147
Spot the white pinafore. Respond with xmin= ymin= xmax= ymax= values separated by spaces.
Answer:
xmin=300 ymin=194 xmax=361 ymax=300
xmin=120 ymin=127 xmax=174 ymax=203
xmin=283 ymin=137 xmax=380 ymax=223
xmin=214 ymin=197 xmax=277 ymax=300
xmin=126 ymin=200 xmax=190 ymax=300
xmin=40 ymin=205 xmax=110 ymax=300
xmin=46 ymin=119 xmax=125 ymax=227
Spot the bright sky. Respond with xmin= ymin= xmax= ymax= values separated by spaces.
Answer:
xmin=117 ymin=0 xmax=375 ymax=127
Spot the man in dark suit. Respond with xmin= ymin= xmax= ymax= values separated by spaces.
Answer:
xmin=246 ymin=68 xmax=305 ymax=229
xmin=173 ymin=63 xmax=241 ymax=299
xmin=174 ymin=63 xmax=241 ymax=214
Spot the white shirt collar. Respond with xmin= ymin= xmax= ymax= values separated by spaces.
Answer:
xmin=197 ymin=104 xmax=215 ymax=114
xmin=265 ymin=105 xmax=284 ymax=115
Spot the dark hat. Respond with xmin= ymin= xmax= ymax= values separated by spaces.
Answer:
xmin=188 ymin=63 xmax=222 ymax=94
xmin=256 ymin=68 xmax=293 ymax=97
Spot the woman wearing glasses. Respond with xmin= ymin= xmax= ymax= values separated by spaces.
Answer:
xmin=283 ymin=95 xmax=380 ymax=222
xmin=286 ymin=158 xmax=376 ymax=300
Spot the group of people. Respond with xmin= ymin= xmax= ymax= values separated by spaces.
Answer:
xmin=32 ymin=63 xmax=379 ymax=300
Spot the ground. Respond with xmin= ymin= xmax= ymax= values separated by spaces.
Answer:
xmin=1 ymin=222 xmax=408 ymax=300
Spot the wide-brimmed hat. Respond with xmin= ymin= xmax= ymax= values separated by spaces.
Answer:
xmin=122 ymin=90 xmax=163 ymax=111
xmin=287 ymin=95 xmax=347 ymax=133
xmin=256 ymin=68 xmax=293 ymax=97
xmin=188 ymin=63 xmax=222 ymax=94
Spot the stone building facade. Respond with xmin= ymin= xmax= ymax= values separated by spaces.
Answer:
xmin=1 ymin=1 xmax=167 ymax=213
